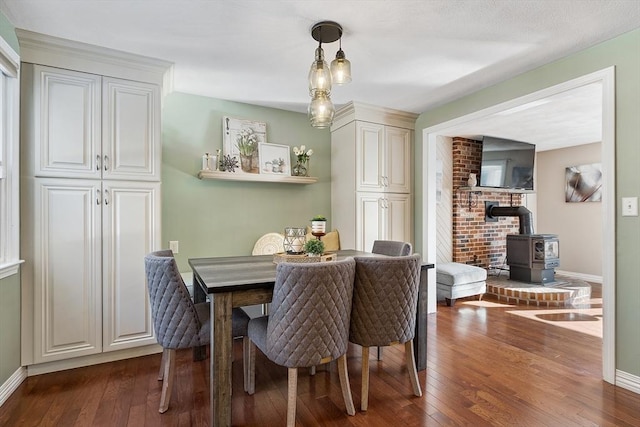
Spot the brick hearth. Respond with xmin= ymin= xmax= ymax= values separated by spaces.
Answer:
xmin=486 ymin=274 xmax=591 ymax=307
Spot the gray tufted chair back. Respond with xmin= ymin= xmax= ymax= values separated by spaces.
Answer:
xmin=265 ymin=258 xmax=356 ymax=367
xmin=144 ymin=250 xmax=209 ymax=349
xmin=371 ymin=240 xmax=412 ymax=256
xmin=350 ymin=254 xmax=422 ymax=347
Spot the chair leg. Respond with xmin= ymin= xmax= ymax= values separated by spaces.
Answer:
xmin=361 ymin=346 xmax=370 ymax=411
xmin=309 ymin=365 xmax=316 ymax=376
xmin=158 ymin=348 xmax=166 ymax=381
xmin=247 ymin=340 xmax=256 ymax=395
xmin=377 ymin=346 xmax=383 ymax=360
xmin=159 ymin=348 xmax=176 ymax=413
xmin=286 ymin=367 xmax=298 ymax=427
xmin=337 ymin=354 xmax=356 ymax=416
xmin=243 ymin=336 xmax=250 ymax=392
xmin=404 ymin=340 xmax=422 ymax=397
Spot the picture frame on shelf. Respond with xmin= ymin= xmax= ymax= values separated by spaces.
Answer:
xmin=259 ymin=143 xmax=291 ymax=175
xmin=223 ymin=116 xmax=267 ymax=174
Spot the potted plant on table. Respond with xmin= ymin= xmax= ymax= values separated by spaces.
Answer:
xmin=311 ymin=215 xmax=327 ymax=234
xmin=304 ymin=239 xmax=325 ymax=257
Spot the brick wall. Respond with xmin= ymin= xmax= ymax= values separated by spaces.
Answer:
xmin=452 ymin=137 xmax=521 ymax=268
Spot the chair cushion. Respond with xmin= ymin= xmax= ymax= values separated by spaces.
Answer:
xmin=436 ymin=262 xmax=487 ymax=286
xmin=306 ymin=228 xmax=340 ymax=252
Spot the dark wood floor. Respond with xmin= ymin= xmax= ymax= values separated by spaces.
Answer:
xmin=2 ymin=283 xmax=639 ymax=426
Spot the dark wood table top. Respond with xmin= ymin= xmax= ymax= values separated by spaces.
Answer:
xmin=189 ymin=250 xmax=434 ymax=294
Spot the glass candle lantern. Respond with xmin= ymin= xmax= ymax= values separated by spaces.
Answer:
xmin=283 ymin=227 xmax=306 ymax=254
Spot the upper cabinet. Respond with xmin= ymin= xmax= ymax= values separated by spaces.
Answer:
xmin=23 ymin=64 xmax=160 ymax=181
xmin=355 ymin=121 xmax=411 ymax=193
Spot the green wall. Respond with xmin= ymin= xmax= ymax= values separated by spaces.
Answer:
xmin=162 ymin=92 xmax=332 ymax=272
xmin=415 ymin=29 xmax=640 ymax=377
xmin=0 ymin=12 xmax=18 ymax=53
xmin=0 ymin=273 xmax=21 ymax=385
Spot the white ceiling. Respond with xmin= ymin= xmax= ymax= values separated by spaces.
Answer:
xmin=1 ymin=1 xmax=639 ymax=150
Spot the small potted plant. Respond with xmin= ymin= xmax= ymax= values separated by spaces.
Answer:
xmin=311 ymin=215 xmax=327 ymax=234
xmin=304 ymin=239 xmax=325 ymax=256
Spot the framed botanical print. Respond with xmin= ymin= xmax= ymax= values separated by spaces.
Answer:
xmin=222 ymin=116 xmax=267 ymax=174
xmin=259 ymin=143 xmax=291 ymax=175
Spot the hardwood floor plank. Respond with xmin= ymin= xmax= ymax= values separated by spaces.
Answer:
xmin=2 ymin=284 xmax=639 ymax=426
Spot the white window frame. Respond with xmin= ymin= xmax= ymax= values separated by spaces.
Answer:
xmin=0 ymin=35 xmax=22 ymax=279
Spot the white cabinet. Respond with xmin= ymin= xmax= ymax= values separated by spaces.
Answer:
xmin=356 ymin=193 xmax=412 ymax=252
xmin=331 ymin=102 xmax=417 ymax=251
xmin=356 ymin=122 xmax=411 ymax=193
xmin=24 ymin=64 xmax=160 ymax=181
xmin=28 ymin=179 xmax=159 ymax=363
xmin=19 ymin=31 xmax=170 ymax=369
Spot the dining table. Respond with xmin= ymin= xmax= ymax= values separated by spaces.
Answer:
xmin=189 ymin=249 xmax=434 ymax=427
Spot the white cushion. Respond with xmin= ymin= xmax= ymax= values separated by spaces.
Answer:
xmin=436 ymin=262 xmax=487 ymax=286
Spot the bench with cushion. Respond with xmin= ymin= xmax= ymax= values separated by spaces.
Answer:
xmin=436 ymin=262 xmax=487 ymax=306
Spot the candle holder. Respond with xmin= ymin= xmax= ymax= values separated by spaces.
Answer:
xmin=283 ymin=227 xmax=306 ymax=254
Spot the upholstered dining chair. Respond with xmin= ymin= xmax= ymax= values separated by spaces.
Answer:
xmin=246 ymin=259 xmax=357 ymax=426
xmin=371 ymin=239 xmax=412 ymax=256
xmin=144 ymin=249 xmax=251 ymax=413
xmin=350 ymin=254 xmax=423 ymax=411
xmin=370 ymin=239 xmax=412 ymax=360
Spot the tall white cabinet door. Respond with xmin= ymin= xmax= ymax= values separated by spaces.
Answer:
xmin=356 ymin=193 xmax=385 ymax=252
xmin=31 ymin=65 xmax=101 ymax=179
xmin=386 ymin=193 xmax=412 ymax=243
xmin=385 ymin=126 xmax=412 ymax=193
xmin=102 ymin=181 xmax=160 ymax=351
xmin=356 ymin=122 xmax=385 ymax=192
xmin=102 ymin=78 xmax=160 ymax=181
xmin=33 ymin=178 xmax=102 ymax=363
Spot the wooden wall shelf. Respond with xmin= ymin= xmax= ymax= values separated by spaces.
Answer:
xmin=197 ymin=170 xmax=317 ymax=184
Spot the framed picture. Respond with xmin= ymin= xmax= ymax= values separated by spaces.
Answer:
xmin=565 ymin=163 xmax=602 ymax=202
xmin=222 ymin=116 xmax=267 ymax=174
xmin=259 ymin=143 xmax=290 ymax=175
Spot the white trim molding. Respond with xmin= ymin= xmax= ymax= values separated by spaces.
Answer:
xmin=616 ymin=370 xmax=640 ymax=395
xmin=555 ymin=270 xmax=603 ymax=284
xmin=0 ymin=260 xmax=23 ymax=280
xmin=0 ymin=367 xmax=27 ymax=407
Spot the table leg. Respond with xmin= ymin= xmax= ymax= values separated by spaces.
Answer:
xmin=193 ymin=273 xmax=207 ymax=361
xmin=211 ymin=292 xmax=233 ymax=427
xmin=414 ymin=264 xmax=429 ymax=371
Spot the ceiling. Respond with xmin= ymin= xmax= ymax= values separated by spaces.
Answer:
xmin=1 ymin=1 xmax=639 ymax=150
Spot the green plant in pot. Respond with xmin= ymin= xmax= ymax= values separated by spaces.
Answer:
xmin=311 ymin=215 xmax=327 ymax=234
xmin=304 ymin=239 xmax=325 ymax=256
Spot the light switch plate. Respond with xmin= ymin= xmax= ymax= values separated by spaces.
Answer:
xmin=169 ymin=240 xmax=179 ymax=253
xmin=622 ymin=197 xmax=638 ymax=216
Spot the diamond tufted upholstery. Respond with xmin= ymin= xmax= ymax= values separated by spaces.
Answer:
xmin=349 ymin=254 xmax=423 ymax=411
xmin=144 ymin=250 xmax=250 ymax=413
xmin=246 ymin=258 xmax=356 ymax=426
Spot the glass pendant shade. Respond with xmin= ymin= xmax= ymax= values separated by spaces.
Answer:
xmin=308 ymin=46 xmax=332 ymax=95
xmin=308 ymin=90 xmax=335 ymax=128
xmin=330 ymin=48 xmax=352 ymax=85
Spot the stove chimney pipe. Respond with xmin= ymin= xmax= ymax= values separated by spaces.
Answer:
xmin=486 ymin=205 xmax=534 ymax=235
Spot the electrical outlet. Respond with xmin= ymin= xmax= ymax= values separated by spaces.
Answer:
xmin=622 ymin=197 xmax=638 ymax=217
xmin=169 ymin=240 xmax=179 ymax=253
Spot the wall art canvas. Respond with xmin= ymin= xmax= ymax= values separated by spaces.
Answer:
xmin=223 ymin=116 xmax=267 ymax=174
xmin=565 ymin=163 xmax=602 ymax=202
xmin=259 ymin=143 xmax=290 ymax=175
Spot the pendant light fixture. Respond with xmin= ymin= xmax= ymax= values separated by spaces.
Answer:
xmin=308 ymin=21 xmax=351 ymax=128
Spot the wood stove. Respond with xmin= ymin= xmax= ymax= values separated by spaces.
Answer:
xmin=506 ymin=234 xmax=559 ymax=284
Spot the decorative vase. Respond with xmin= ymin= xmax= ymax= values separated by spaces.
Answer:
xmin=311 ymin=220 xmax=326 ymax=234
xmin=292 ymin=160 xmax=308 ymax=177
xmin=283 ymin=227 xmax=306 ymax=254
xmin=467 ymin=173 xmax=477 ymax=187
xmin=239 ymin=153 xmax=253 ymax=172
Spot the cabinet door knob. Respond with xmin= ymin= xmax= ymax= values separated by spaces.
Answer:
xmin=103 ymin=155 xmax=109 ymax=171
xmin=96 ymin=189 xmax=101 ymax=205
xmin=104 ymin=189 xmax=110 ymax=205
xmin=96 ymin=155 xmax=101 ymax=170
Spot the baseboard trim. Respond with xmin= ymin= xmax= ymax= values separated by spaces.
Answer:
xmin=616 ymin=369 xmax=640 ymax=395
xmin=0 ymin=367 xmax=27 ymax=407
xmin=555 ymin=270 xmax=602 ymax=284
xmin=26 ymin=344 xmax=162 ymax=376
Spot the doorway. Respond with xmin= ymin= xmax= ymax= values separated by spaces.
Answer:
xmin=420 ymin=67 xmax=615 ymax=383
